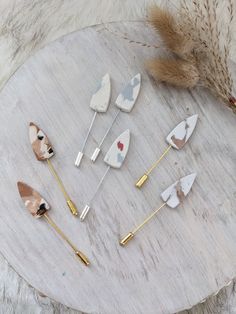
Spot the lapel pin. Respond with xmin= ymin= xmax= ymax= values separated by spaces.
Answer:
xmin=75 ymin=73 xmax=111 ymax=167
xmin=90 ymin=73 xmax=141 ymax=162
xmin=80 ymin=129 xmax=131 ymax=221
xmin=29 ymin=122 xmax=78 ymax=216
xmin=135 ymin=114 xmax=198 ymax=188
xmin=120 ymin=173 xmax=197 ymax=246
xmin=17 ymin=182 xmax=89 ymax=265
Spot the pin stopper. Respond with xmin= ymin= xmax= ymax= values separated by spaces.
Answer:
xmin=91 ymin=147 xmax=101 ymax=162
xmin=75 ymin=152 xmax=84 ymax=167
xmin=67 ymin=200 xmax=78 ymax=216
xmin=75 ymin=251 xmax=90 ymax=266
xmin=80 ymin=204 xmax=91 ymax=221
xmin=135 ymin=174 xmax=148 ymax=188
xmin=120 ymin=232 xmax=134 ymax=246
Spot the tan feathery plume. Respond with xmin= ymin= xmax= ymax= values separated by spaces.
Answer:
xmin=148 ymin=6 xmax=194 ymax=59
xmin=147 ymin=2 xmax=236 ymax=113
xmin=146 ymin=58 xmax=199 ymax=88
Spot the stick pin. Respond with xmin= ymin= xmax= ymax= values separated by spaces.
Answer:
xmin=75 ymin=73 xmax=111 ymax=167
xmin=120 ymin=173 xmax=197 ymax=246
xmin=136 ymin=114 xmax=198 ymax=188
xmin=17 ymin=182 xmax=89 ymax=265
xmin=90 ymin=73 xmax=141 ymax=162
xmin=29 ymin=122 xmax=78 ymax=216
xmin=80 ymin=129 xmax=131 ymax=221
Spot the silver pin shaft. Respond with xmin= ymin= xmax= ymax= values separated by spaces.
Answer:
xmin=80 ymin=166 xmax=111 ymax=221
xmin=91 ymin=109 xmax=121 ymax=162
xmin=75 ymin=111 xmax=97 ymax=167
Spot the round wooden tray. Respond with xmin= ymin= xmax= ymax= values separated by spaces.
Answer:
xmin=0 ymin=22 xmax=236 ymax=313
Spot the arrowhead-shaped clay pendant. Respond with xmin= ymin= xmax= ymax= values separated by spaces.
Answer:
xmin=115 ymin=73 xmax=141 ymax=112
xmin=17 ymin=181 xmax=50 ymax=218
xmin=161 ymin=173 xmax=197 ymax=208
xmin=166 ymin=114 xmax=198 ymax=150
xmin=90 ymin=73 xmax=111 ymax=112
xmin=104 ymin=129 xmax=130 ymax=168
xmin=29 ymin=122 xmax=54 ymax=161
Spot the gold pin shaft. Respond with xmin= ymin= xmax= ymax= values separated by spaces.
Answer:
xmin=120 ymin=203 xmax=166 ymax=246
xmin=135 ymin=145 xmax=172 ymax=188
xmin=47 ymin=159 xmax=78 ymax=216
xmin=43 ymin=213 xmax=89 ymax=266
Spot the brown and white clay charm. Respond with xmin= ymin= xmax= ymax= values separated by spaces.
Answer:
xmin=17 ymin=181 xmax=50 ymax=218
xmin=120 ymin=173 xmax=197 ymax=246
xmin=29 ymin=122 xmax=78 ymax=216
xmin=135 ymin=114 xmax=198 ymax=188
xmin=29 ymin=122 xmax=54 ymax=161
xmin=17 ymin=181 xmax=89 ymax=266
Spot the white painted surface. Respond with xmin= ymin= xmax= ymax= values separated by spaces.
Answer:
xmin=0 ymin=21 xmax=236 ymax=314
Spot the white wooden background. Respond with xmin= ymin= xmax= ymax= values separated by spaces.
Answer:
xmin=0 ymin=21 xmax=236 ymax=313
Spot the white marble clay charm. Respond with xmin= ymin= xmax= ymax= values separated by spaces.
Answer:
xmin=80 ymin=129 xmax=130 ymax=221
xmin=75 ymin=73 xmax=111 ymax=167
xmin=136 ymin=114 xmax=198 ymax=188
xmin=120 ymin=173 xmax=197 ymax=246
xmin=90 ymin=73 xmax=141 ymax=162
xmin=29 ymin=122 xmax=78 ymax=216
xmin=17 ymin=181 xmax=89 ymax=266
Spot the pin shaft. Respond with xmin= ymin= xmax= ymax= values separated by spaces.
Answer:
xmin=75 ymin=112 xmax=97 ymax=167
xmin=43 ymin=213 xmax=89 ymax=265
xmin=135 ymin=145 xmax=172 ymax=188
xmin=91 ymin=166 xmax=110 ymax=203
xmin=82 ymin=111 xmax=97 ymax=152
xmin=80 ymin=166 xmax=110 ymax=221
xmin=47 ymin=159 xmax=78 ymax=216
xmin=146 ymin=145 xmax=172 ymax=175
xmin=120 ymin=203 xmax=166 ymax=246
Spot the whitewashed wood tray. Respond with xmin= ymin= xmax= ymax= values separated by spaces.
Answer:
xmin=0 ymin=22 xmax=236 ymax=314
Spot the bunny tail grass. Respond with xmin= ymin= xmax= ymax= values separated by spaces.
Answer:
xmin=146 ymin=58 xmax=199 ymax=88
xmin=148 ymin=5 xmax=194 ymax=58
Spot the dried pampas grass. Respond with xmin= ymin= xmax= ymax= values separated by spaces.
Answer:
xmin=148 ymin=6 xmax=194 ymax=59
xmin=147 ymin=1 xmax=236 ymax=113
xmin=146 ymin=59 xmax=199 ymax=88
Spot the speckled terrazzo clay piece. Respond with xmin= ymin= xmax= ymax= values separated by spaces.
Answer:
xmin=75 ymin=73 xmax=111 ymax=167
xmin=90 ymin=73 xmax=111 ymax=112
xmin=161 ymin=173 xmax=197 ymax=208
xmin=17 ymin=181 xmax=50 ymax=218
xmin=104 ymin=129 xmax=130 ymax=168
xmin=166 ymin=114 xmax=198 ymax=150
xmin=29 ymin=122 xmax=54 ymax=161
xmin=115 ymin=73 xmax=141 ymax=112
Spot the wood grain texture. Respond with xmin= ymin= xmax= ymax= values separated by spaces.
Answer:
xmin=1 ymin=249 xmax=236 ymax=314
xmin=0 ymin=22 xmax=236 ymax=314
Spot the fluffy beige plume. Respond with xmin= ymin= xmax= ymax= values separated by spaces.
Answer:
xmin=148 ymin=5 xmax=194 ymax=59
xmin=146 ymin=59 xmax=199 ymax=88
